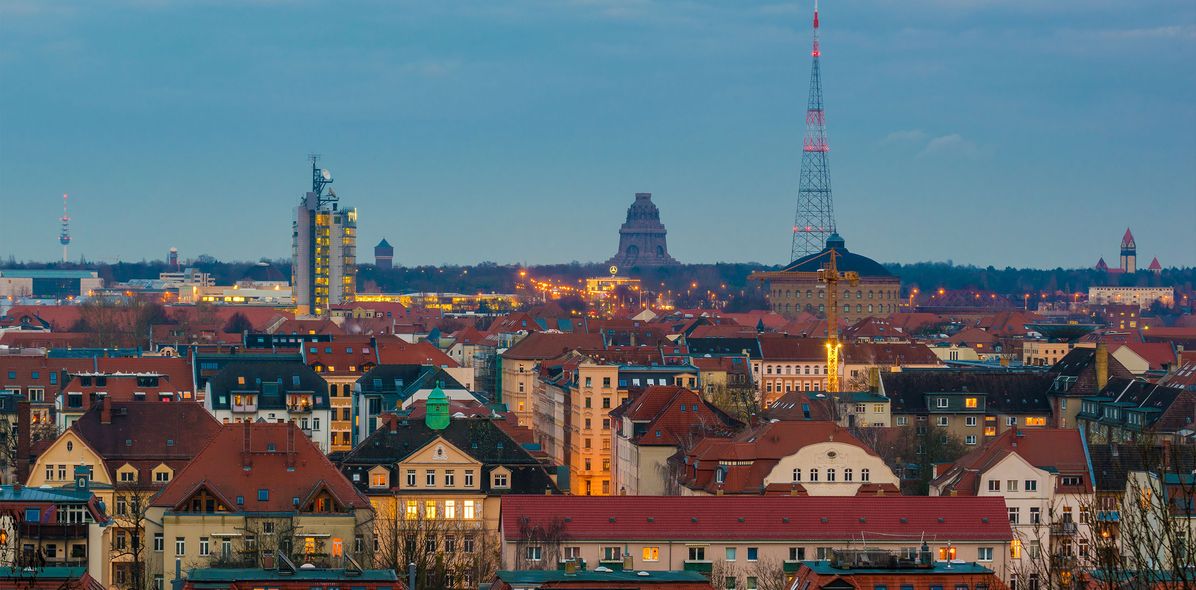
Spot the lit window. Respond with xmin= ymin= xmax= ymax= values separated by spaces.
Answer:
xmin=1010 ymin=539 xmax=1022 ymax=559
xmin=965 ymin=397 xmax=978 ymax=408
xmin=642 ymin=546 xmax=660 ymax=561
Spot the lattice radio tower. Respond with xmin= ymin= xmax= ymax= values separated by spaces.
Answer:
xmin=790 ymin=0 xmax=836 ymax=261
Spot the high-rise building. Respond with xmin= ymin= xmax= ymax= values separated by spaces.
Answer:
xmin=292 ymin=157 xmax=357 ymax=317
xmin=374 ymin=238 xmax=394 ymax=269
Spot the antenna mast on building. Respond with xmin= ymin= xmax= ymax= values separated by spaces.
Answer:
xmin=309 ymin=153 xmax=336 ymax=209
xmin=59 ymin=193 xmax=72 ymax=263
xmin=790 ymin=0 xmax=836 ymax=261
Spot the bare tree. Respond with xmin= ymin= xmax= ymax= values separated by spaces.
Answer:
xmin=372 ymin=499 xmax=500 ymax=590
xmin=109 ymin=484 xmax=158 ymax=590
xmin=513 ymin=515 xmax=568 ymax=572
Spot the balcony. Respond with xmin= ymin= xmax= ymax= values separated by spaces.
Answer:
xmin=1050 ymin=522 xmax=1079 ymax=536
xmin=683 ymin=561 xmax=712 ymax=574
xmin=20 ymin=522 xmax=90 ymax=540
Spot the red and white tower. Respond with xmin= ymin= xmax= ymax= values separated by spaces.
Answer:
xmin=790 ymin=0 xmax=836 ymax=260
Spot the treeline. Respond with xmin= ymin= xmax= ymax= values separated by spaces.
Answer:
xmin=4 ymin=257 xmax=1192 ymax=301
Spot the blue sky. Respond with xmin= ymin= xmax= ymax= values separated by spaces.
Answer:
xmin=1 ymin=0 xmax=1193 ymax=268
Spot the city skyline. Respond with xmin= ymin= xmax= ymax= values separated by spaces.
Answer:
xmin=2 ymin=0 xmax=1194 ymax=268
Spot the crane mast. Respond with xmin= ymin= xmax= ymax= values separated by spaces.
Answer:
xmin=817 ymin=248 xmax=857 ymax=393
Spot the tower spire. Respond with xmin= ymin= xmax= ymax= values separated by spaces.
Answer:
xmin=790 ymin=0 xmax=836 ymax=261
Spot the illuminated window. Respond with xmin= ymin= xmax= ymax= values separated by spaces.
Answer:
xmin=643 ymin=546 xmax=660 ymax=561
xmin=937 ymin=546 xmax=957 ymax=561
xmin=304 ymin=537 xmax=315 ymax=555
xmin=331 ymin=538 xmax=343 ymax=557
xmin=463 ymin=500 xmax=476 ymax=519
xmin=1010 ymin=539 xmax=1022 ymax=559
xmin=965 ymin=397 xmax=978 ymax=409
xmin=425 ymin=500 xmax=437 ymax=519
xmin=405 ymin=500 xmax=418 ymax=520
xmin=445 ymin=500 xmax=456 ymax=519
xmin=1025 ymin=417 xmax=1046 ymax=426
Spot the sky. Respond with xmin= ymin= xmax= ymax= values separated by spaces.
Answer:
xmin=1 ymin=0 xmax=1194 ymax=269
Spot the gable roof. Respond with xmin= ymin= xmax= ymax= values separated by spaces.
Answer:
xmin=615 ymin=386 xmax=741 ymax=446
xmin=500 ymin=495 xmax=1013 ymax=542
xmin=502 ymin=331 xmax=604 ymax=361
xmin=932 ymin=428 xmax=1093 ymax=495
xmin=71 ymin=401 xmax=222 ymax=485
xmin=205 ymin=361 xmax=329 ymax=410
xmin=339 ymin=415 xmax=558 ymax=496
xmin=881 ymin=371 xmax=1053 ymax=415
xmin=151 ymin=421 xmax=368 ymax=512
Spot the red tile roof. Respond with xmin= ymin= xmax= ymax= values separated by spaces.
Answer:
xmin=757 ymin=335 xmax=827 ymax=361
xmin=376 ymin=339 xmax=457 ymax=367
xmin=152 ymin=421 xmax=369 ymax=512
xmin=71 ymin=401 xmax=222 ymax=485
xmin=933 ymin=428 xmax=1093 ymax=495
xmin=616 ymin=386 xmax=740 ymax=446
xmin=1117 ymin=341 xmax=1178 ymax=371
xmin=500 ymin=495 xmax=1013 ymax=542
xmin=502 ymin=332 xmax=604 ymax=361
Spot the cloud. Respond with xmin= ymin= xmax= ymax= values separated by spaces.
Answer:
xmin=917 ymin=133 xmax=980 ymax=158
xmin=880 ymin=129 xmax=928 ymax=144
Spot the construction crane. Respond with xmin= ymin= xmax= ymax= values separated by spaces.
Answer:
xmin=816 ymin=248 xmax=858 ymax=393
xmin=750 ymin=246 xmax=858 ymax=394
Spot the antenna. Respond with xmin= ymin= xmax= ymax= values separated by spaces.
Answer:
xmin=59 ymin=193 xmax=71 ymax=263
xmin=309 ymin=154 xmax=336 ymax=209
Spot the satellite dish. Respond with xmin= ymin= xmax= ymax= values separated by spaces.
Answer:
xmin=321 ymin=169 xmax=331 ymax=180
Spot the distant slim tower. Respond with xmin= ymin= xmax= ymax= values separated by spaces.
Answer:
xmin=1119 ymin=228 xmax=1136 ymax=273
xmin=790 ymin=0 xmax=836 ymax=261
xmin=168 ymin=247 xmax=179 ymax=271
xmin=375 ymin=239 xmax=394 ymax=270
xmin=59 ymin=193 xmax=71 ymax=263
xmin=292 ymin=156 xmax=357 ymax=317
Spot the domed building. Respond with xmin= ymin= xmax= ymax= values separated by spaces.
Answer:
xmin=755 ymin=234 xmax=901 ymax=322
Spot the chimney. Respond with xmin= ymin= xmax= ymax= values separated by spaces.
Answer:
xmin=16 ymin=400 xmax=31 ymax=484
xmin=1163 ymin=439 xmax=1173 ymax=472
xmin=100 ymin=396 xmax=112 ymax=425
xmin=1096 ymin=341 xmax=1109 ymax=391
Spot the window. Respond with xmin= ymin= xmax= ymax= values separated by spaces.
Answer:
xmin=643 ymin=546 xmax=660 ymax=561
xmin=175 ymin=537 xmax=185 ymax=556
xmin=1007 ymin=416 xmax=1016 ymax=426
xmin=937 ymin=416 xmax=949 ymax=427
xmin=988 ymin=480 xmax=1000 ymax=492
xmin=154 ymin=533 xmax=164 ymax=552
xmin=688 ymin=546 xmax=706 ymax=561
xmin=792 ymin=468 xmax=801 ymax=482
xmin=603 ymin=546 xmax=622 ymax=561
xmin=425 ymin=500 xmax=437 ymax=519
xmin=199 ymin=537 xmax=210 ymax=557
xmin=725 ymin=577 xmax=737 ymax=590
xmin=844 ymin=468 xmax=853 ymax=482
xmin=370 ymin=471 xmax=388 ymax=488
xmin=155 ymin=470 xmax=171 ymax=483
xmin=965 ymin=416 xmax=978 ymax=427
xmin=465 ymin=470 xmax=475 ymax=487
xmin=445 ymin=470 xmax=455 ymax=487
xmin=747 ymin=547 xmax=759 ymax=561
xmin=1025 ymin=479 xmax=1037 ymax=492
xmin=861 ymin=469 xmax=870 ymax=482
xmin=1010 ymin=539 xmax=1022 ymax=559
xmin=965 ymin=397 xmax=978 ymax=408
xmin=937 ymin=397 xmax=949 ymax=408
xmin=525 ymin=546 xmax=542 ymax=561
xmin=896 ymin=416 xmax=908 ymax=426
xmin=978 ymin=547 xmax=993 ymax=561
xmin=426 ymin=470 xmax=436 ymax=486
xmin=1009 ymin=507 xmax=1020 ymax=524
xmin=789 ymin=547 xmax=805 ymax=561
xmin=493 ymin=472 xmax=509 ymax=488
xmin=407 ymin=470 xmax=416 ymax=487
xmin=726 ymin=547 xmax=737 ymax=561
xmin=1007 ymin=480 xmax=1019 ymax=492
xmin=1025 ymin=417 xmax=1046 ymax=426
xmin=747 ymin=577 xmax=758 ymax=590
xmin=826 ymin=469 xmax=836 ymax=482
xmin=965 ymin=435 xmax=977 ymax=445
xmin=116 ymin=496 xmax=127 ymax=516
xmin=1061 ymin=476 xmax=1082 ymax=486
xmin=257 ymin=489 xmax=269 ymax=501
xmin=463 ymin=500 xmax=476 ymax=519
xmin=444 ymin=500 xmax=456 ymax=519
xmin=405 ymin=500 xmax=418 ymax=520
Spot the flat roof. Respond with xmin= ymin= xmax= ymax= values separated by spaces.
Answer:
xmin=802 ymin=560 xmax=994 ymax=576
xmin=495 ymin=569 xmax=709 ymax=583
xmin=0 ymin=269 xmax=99 ymax=279
xmin=186 ymin=568 xmax=398 ymax=582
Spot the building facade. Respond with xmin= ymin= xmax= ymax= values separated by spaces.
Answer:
xmin=292 ymin=161 xmax=357 ymax=317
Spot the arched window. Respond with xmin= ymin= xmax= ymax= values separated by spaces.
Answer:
xmin=792 ymin=468 xmax=801 ymax=482
xmin=827 ymin=469 xmax=836 ymax=482
xmin=809 ymin=469 xmax=819 ymax=482
xmin=806 ymin=290 xmax=813 ymax=299
xmin=861 ymin=468 xmax=870 ymax=482
xmin=844 ymin=468 xmax=853 ymax=482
